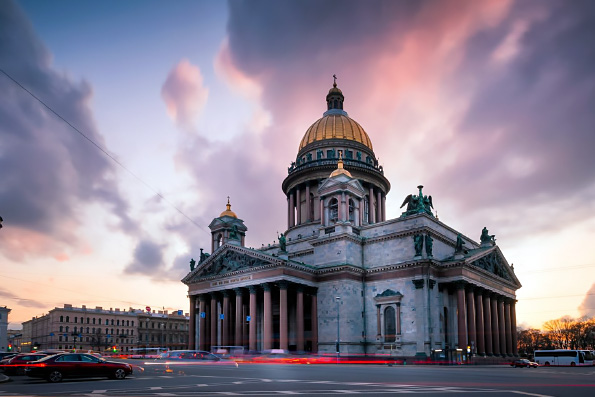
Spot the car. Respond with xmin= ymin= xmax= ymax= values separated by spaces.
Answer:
xmin=24 ymin=352 xmax=133 ymax=382
xmin=146 ymin=350 xmax=238 ymax=371
xmin=511 ymin=358 xmax=539 ymax=368
xmin=1 ymin=353 xmax=49 ymax=375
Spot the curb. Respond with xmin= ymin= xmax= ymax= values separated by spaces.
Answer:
xmin=0 ymin=373 xmax=10 ymax=383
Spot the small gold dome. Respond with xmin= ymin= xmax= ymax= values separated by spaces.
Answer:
xmin=299 ymin=114 xmax=373 ymax=151
xmin=219 ymin=197 xmax=237 ymax=218
xmin=330 ymin=155 xmax=352 ymax=178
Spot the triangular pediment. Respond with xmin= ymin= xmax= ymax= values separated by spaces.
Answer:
xmin=182 ymin=245 xmax=277 ymax=284
xmin=318 ymin=176 xmax=365 ymax=196
xmin=466 ymin=247 xmax=521 ymax=287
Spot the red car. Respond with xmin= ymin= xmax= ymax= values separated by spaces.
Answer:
xmin=25 ymin=353 xmax=133 ymax=382
xmin=1 ymin=353 xmax=49 ymax=375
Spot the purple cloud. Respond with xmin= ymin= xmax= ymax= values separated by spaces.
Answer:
xmin=0 ymin=1 xmax=137 ymax=260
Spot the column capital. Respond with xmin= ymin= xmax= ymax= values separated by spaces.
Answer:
xmin=454 ymin=280 xmax=467 ymax=290
xmin=278 ymin=280 xmax=289 ymax=290
xmin=490 ymin=291 xmax=499 ymax=299
xmin=412 ymin=279 xmax=425 ymax=289
xmin=233 ymin=287 xmax=244 ymax=296
xmin=295 ymin=284 xmax=305 ymax=293
xmin=428 ymin=279 xmax=436 ymax=290
xmin=198 ymin=294 xmax=207 ymax=302
xmin=261 ymin=282 xmax=272 ymax=292
xmin=222 ymin=290 xmax=230 ymax=298
xmin=473 ymin=286 xmax=485 ymax=294
xmin=465 ymin=283 xmax=476 ymax=292
xmin=209 ymin=291 xmax=219 ymax=299
xmin=307 ymin=286 xmax=318 ymax=295
xmin=248 ymin=285 xmax=258 ymax=294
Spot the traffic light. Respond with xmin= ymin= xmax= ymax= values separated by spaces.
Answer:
xmin=112 ymin=346 xmax=117 ymax=352
xmin=7 ymin=344 xmax=12 ymax=351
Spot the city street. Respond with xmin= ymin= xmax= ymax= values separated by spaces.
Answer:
xmin=2 ymin=361 xmax=595 ymax=396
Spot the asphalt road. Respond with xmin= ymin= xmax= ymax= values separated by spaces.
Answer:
xmin=1 ymin=360 xmax=595 ymax=396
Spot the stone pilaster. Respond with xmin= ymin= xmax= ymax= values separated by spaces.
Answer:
xmin=474 ymin=288 xmax=485 ymax=356
xmin=279 ymin=281 xmax=289 ymax=351
xmin=263 ymin=283 xmax=272 ymax=351
xmin=296 ymin=285 xmax=305 ymax=352
xmin=491 ymin=294 xmax=500 ymax=356
xmin=456 ymin=282 xmax=467 ymax=349
xmin=234 ymin=288 xmax=243 ymax=347
xmin=248 ymin=285 xmax=257 ymax=352
xmin=188 ymin=295 xmax=196 ymax=350
xmin=466 ymin=285 xmax=476 ymax=354
xmin=483 ymin=291 xmax=493 ymax=356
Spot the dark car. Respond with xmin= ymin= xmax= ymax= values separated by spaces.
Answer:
xmin=147 ymin=350 xmax=237 ymax=372
xmin=24 ymin=353 xmax=133 ymax=382
xmin=511 ymin=358 xmax=538 ymax=368
xmin=1 ymin=353 xmax=49 ymax=375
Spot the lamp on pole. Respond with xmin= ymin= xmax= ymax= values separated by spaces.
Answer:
xmin=335 ymin=296 xmax=341 ymax=363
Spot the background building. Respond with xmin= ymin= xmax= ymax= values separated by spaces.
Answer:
xmin=0 ymin=306 xmax=11 ymax=352
xmin=21 ymin=304 xmax=188 ymax=353
xmin=183 ymin=82 xmax=521 ymax=361
xmin=137 ymin=311 xmax=189 ymax=351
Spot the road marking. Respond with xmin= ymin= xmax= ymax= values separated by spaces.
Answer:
xmin=92 ymin=391 xmax=107 ymax=394
xmin=510 ymin=392 xmax=554 ymax=397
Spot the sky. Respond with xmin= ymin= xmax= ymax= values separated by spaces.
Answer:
xmin=1 ymin=0 xmax=594 ymax=331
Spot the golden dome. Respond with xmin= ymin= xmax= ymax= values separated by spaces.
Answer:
xmin=299 ymin=113 xmax=373 ymax=151
xmin=329 ymin=156 xmax=352 ymax=178
xmin=219 ymin=197 xmax=237 ymax=218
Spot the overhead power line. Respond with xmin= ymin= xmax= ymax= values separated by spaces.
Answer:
xmin=0 ymin=68 xmax=206 ymax=232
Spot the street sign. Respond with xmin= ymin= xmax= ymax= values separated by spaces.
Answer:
xmin=177 ymin=309 xmax=183 ymax=315
xmin=49 ymin=333 xmax=54 ymax=336
xmin=246 ymin=316 xmax=251 ymax=321
xmin=200 ymin=312 xmax=206 ymax=318
xmin=219 ymin=314 xmax=224 ymax=320
xmin=146 ymin=306 xmax=151 ymax=313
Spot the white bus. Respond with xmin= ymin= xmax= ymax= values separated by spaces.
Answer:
xmin=534 ymin=350 xmax=593 ymax=366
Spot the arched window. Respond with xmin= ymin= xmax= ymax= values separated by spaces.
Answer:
xmin=363 ymin=196 xmax=369 ymax=223
xmin=59 ymin=326 xmax=63 ymax=332
xmin=127 ymin=320 xmax=130 ymax=327
xmin=349 ymin=199 xmax=355 ymax=222
xmin=74 ymin=317 xmax=77 ymax=323
xmin=216 ymin=234 xmax=222 ymax=248
xmin=309 ymin=193 xmax=315 ymax=221
xmin=66 ymin=316 xmax=70 ymax=322
xmin=60 ymin=316 xmax=64 ymax=322
xmin=65 ymin=326 xmax=69 ymax=332
xmin=74 ymin=326 xmax=78 ymax=333
xmin=86 ymin=327 xmax=89 ymax=333
xmin=86 ymin=317 xmax=89 ymax=324
xmin=384 ymin=306 xmax=396 ymax=343
xmin=92 ymin=318 xmax=96 ymax=325
xmin=329 ymin=198 xmax=338 ymax=223
xmin=117 ymin=319 xmax=120 ymax=326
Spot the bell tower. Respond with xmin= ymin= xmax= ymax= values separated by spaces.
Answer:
xmin=208 ymin=198 xmax=247 ymax=252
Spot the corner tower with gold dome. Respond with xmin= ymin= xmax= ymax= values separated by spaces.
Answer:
xmin=283 ymin=79 xmax=390 ymax=234
xmin=183 ymin=79 xmax=521 ymax=363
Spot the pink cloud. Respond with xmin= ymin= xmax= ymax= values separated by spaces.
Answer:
xmin=161 ymin=59 xmax=209 ymax=128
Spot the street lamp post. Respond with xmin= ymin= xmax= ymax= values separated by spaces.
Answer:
xmin=335 ymin=296 xmax=341 ymax=363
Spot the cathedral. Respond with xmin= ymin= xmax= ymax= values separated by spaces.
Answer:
xmin=182 ymin=80 xmax=521 ymax=360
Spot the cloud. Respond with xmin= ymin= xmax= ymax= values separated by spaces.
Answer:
xmin=578 ymin=283 xmax=595 ymax=318
xmin=0 ymin=1 xmax=137 ymax=261
xmin=124 ymin=239 xmax=167 ymax=276
xmin=0 ymin=288 xmax=46 ymax=308
xmin=161 ymin=59 xmax=209 ymax=128
xmin=215 ymin=0 xmax=595 ymax=245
